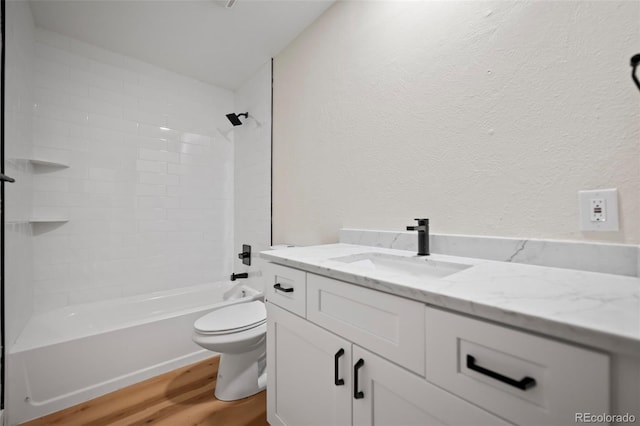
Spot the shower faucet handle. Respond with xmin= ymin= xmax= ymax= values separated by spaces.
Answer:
xmin=237 ymin=244 xmax=251 ymax=266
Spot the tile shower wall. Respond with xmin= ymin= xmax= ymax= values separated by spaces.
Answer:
xmin=233 ymin=62 xmax=272 ymax=291
xmin=4 ymin=1 xmax=35 ymax=346
xmin=31 ymin=29 xmax=235 ymax=312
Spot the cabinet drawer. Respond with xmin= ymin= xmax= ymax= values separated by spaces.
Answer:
xmin=425 ymin=307 xmax=610 ymax=426
xmin=307 ymin=273 xmax=425 ymax=375
xmin=264 ymin=263 xmax=307 ymax=317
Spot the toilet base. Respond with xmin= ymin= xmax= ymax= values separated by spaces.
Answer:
xmin=214 ymin=343 xmax=266 ymax=401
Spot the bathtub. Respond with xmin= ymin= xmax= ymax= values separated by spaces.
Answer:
xmin=7 ymin=281 xmax=261 ymax=425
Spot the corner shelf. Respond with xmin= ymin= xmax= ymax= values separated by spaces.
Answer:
xmin=29 ymin=217 xmax=69 ymax=224
xmin=28 ymin=159 xmax=69 ymax=168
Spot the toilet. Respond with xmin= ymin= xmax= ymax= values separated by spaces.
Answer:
xmin=192 ymin=300 xmax=267 ymax=401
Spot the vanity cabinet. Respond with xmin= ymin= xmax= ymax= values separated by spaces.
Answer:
xmin=266 ymin=264 xmax=508 ymax=426
xmin=267 ymin=303 xmax=507 ymax=426
xmin=265 ymin=249 xmax=640 ymax=426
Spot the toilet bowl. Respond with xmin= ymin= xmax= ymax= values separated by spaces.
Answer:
xmin=192 ymin=300 xmax=267 ymax=401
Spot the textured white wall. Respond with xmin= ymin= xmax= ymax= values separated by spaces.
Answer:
xmin=273 ymin=1 xmax=640 ymax=246
xmin=4 ymin=0 xmax=35 ymax=347
xmin=233 ymin=62 xmax=272 ymax=292
xmin=30 ymin=29 xmax=235 ymax=312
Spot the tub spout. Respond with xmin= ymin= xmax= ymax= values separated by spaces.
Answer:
xmin=230 ymin=272 xmax=249 ymax=281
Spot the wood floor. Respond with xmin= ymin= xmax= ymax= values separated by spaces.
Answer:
xmin=21 ymin=356 xmax=268 ymax=426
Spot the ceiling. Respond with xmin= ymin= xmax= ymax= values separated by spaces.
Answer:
xmin=29 ymin=0 xmax=334 ymax=90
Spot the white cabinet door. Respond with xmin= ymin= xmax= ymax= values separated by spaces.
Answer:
xmin=267 ymin=302 xmax=352 ymax=426
xmin=352 ymin=346 xmax=510 ymax=426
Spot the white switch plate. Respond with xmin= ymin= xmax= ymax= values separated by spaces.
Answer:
xmin=579 ymin=188 xmax=619 ymax=231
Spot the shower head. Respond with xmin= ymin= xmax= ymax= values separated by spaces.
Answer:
xmin=226 ymin=112 xmax=249 ymax=126
xmin=631 ymin=54 xmax=640 ymax=93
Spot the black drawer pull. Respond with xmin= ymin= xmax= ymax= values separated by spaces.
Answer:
xmin=466 ymin=355 xmax=536 ymax=391
xmin=334 ymin=348 xmax=345 ymax=386
xmin=353 ymin=358 xmax=365 ymax=399
xmin=273 ymin=283 xmax=294 ymax=293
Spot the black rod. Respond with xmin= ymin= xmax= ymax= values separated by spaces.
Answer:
xmin=270 ymin=57 xmax=273 ymax=247
xmin=1 ymin=0 xmax=7 ymax=410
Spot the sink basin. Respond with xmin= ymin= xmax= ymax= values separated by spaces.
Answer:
xmin=330 ymin=252 xmax=472 ymax=279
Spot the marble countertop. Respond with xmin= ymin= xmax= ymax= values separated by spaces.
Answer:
xmin=261 ymin=243 xmax=640 ymax=356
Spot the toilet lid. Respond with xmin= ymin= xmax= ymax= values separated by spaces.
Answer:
xmin=194 ymin=301 xmax=266 ymax=334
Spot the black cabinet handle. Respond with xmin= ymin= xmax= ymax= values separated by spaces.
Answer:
xmin=334 ymin=349 xmax=345 ymax=386
xmin=353 ymin=358 xmax=365 ymax=399
xmin=0 ymin=174 xmax=15 ymax=183
xmin=273 ymin=283 xmax=294 ymax=293
xmin=466 ymin=355 xmax=536 ymax=391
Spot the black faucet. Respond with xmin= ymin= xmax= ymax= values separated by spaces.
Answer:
xmin=406 ymin=218 xmax=430 ymax=256
xmin=230 ymin=272 xmax=249 ymax=281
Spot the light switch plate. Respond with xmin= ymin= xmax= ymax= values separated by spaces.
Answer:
xmin=579 ymin=188 xmax=619 ymax=231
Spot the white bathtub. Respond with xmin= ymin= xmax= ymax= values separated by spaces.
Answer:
xmin=7 ymin=281 xmax=260 ymax=425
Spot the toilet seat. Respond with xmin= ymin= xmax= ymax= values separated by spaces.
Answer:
xmin=194 ymin=301 xmax=266 ymax=335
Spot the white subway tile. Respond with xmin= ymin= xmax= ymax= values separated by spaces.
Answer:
xmin=123 ymin=108 xmax=167 ymax=127
xmin=137 ymin=196 xmax=163 ymax=209
xmin=89 ymin=167 xmax=117 ymax=182
xmin=34 ymin=262 xmax=69 ymax=281
xmin=89 ymin=86 xmax=137 ymax=109
xmin=137 ymin=208 xmax=166 ymax=220
xmin=138 ymin=148 xmax=165 ymax=162
xmin=166 ymin=186 xmax=181 ymax=197
xmin=165 ymin=151 xmax=180 ymax=164
xmin=167 ymin=164 xmax=186 ymax=175
xmin=138 ymin=220 xmax=176 ymax=232
xmin=163 ymin=197 xmax=181 ymax=209
xmin=138 ymin=123 xmax=179 ymax=140
xmin=88 ymin=113 xmax=139 ymax=134
xmin=32 ymin=133 xmax=70 ymax=150
xmin=89 ymin=59 xmax=138 ymax=84
xmin=88 ymin=181 xmax=116 ymax=195
xmin=33 ymin=175 xmax=69 ymax=192
xmin=35 ymin=57 xmax=71 ymax=79
xmin=35 ymin=70 xmax=88 ymax=97
xmin=138 ymin=171 xmax=163 ymax=184
xmin=132 ymin=135 xmax=167 ymax=151
xmin=138 ymin=98 xmax=170 ymax=115
xmin=136 ymin=159 xmax=166 ymax=173
xmin=181 ymin=132 xmax=213 ymax=146
xmin=34 ymin=102 xmax=89 ymax=125
xmin=165 ymin=140 xmax=180 ymax=153
xmin=166 ymin=231 xmax=202 ymax=243
xmin=136 ymin=183 xmax=166 ymax=196
xmin=33 ymin=115 xmax=71 ymax=137
xmin=124 ymin=81 xmax=167 ymax=103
